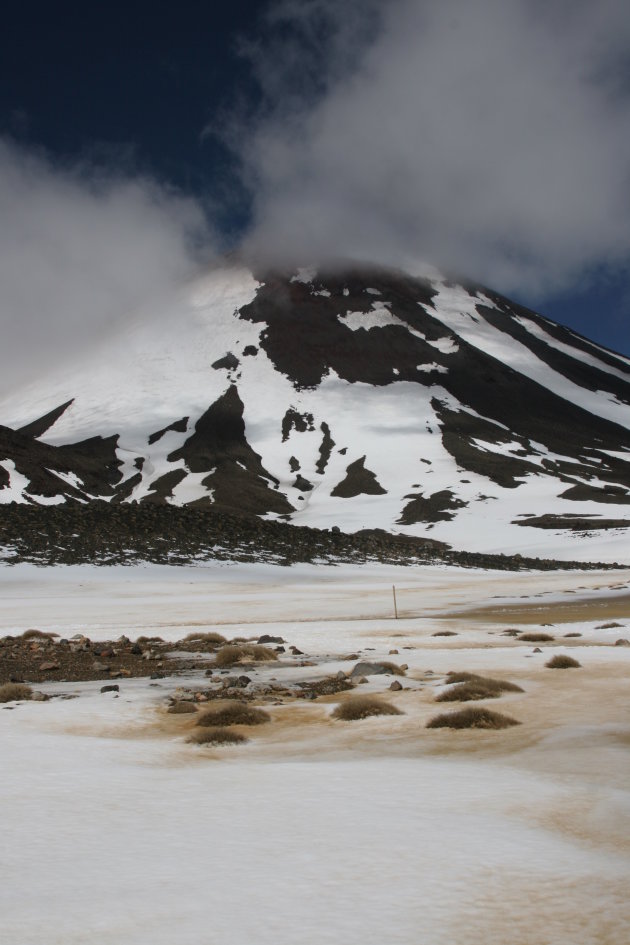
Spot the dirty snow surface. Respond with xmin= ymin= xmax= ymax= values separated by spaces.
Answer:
xmin=2 ymin=560 xmax=630 ymax=945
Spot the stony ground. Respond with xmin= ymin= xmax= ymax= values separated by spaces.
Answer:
xmin=0 ymin=503 xmax=620 ymax=570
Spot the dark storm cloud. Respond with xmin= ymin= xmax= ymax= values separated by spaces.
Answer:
xmin=236 ymin=0 xmax=630 ymax=297
xmin=0 ymin=139 xmax=212 ymax=396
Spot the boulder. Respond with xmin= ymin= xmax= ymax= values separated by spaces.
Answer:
xmin=350 ymin=661 xmax=403 ymax=677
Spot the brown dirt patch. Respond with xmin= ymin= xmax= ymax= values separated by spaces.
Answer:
xmin=443 ymin=592 xmax=630 ymax=625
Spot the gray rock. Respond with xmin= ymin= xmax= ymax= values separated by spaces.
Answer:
xmin=92 ymin=661 xmax=109 ymax=672
xmin=350 ymin=661 xmax=404 ymax=677
xmin=615 ymin=638 xmax=630 ymax=646
xmin=39 ymin=661 xmax=60 ymax=671
xmin=100 ymin=684 xmax=119 ymax=694
xmin=389 ymin=680 xmax=403 ymax=691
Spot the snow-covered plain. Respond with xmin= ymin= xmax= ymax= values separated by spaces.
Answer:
xmin=2 ymin=560 xmax=630 ymax=945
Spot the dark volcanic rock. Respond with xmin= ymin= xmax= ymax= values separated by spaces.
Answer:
xmin=212 ymin=353 xmax=239 ymax=371
xmin=282 ymin=408 xmax=315 ymax=442
xmin=148 ymin=417 xmax=188 ymax=445
xmin=316 ymin=422 xmax=335 ymax=474
xmin=513 ymin=514 xmax=630 ymax=531
xmin=17 ymin=400 xmax=74 ymax=438
xmin=398 ymin=489 xmax=467 ymax=525
xmin=331 ymin=456 xmax=387 ymax=498
xmin=168 ymin=385 xmax=294 ymax=516
xmin=0 ymin=424 xmax=122 ymax=501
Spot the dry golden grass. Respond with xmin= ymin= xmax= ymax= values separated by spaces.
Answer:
xmin=427 ymin=707 xmax=520 ymax=730
xmin=331 ymin=695 xmax=403 ymax=721
xmin=136 ymin=635 xmax=164 ymax=644
xmin=518 ymin=632 xmax=555 ymax=642
xmin=187 ymin=727 xmax=247 ymax=746
xmin=545 ymin=654 xmax=581 ymax=669
xmin=214 ymin=644 xmax=278 ymax=667
xmin=181 ymin=631 xmax=227 ymax=645
xmin=196 ymin=704 xmax=271 ymax=727
xmin=167 ymin=701 xmax=198 ymax=714
xmin=0 ymin=682 xmax=33 ymax=702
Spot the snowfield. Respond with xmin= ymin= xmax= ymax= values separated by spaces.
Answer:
xmin=1 ymin=560 xmax=630 ymax=945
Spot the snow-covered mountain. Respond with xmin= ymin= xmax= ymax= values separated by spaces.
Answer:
xmin=1 ymin=261 xmax=630 ymax=561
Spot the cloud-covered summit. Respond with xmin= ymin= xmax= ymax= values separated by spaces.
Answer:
xmin=236 ymin=0 xmax=630 ymax=297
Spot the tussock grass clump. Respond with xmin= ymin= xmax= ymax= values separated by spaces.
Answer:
xmin=181 ymin=631 xmax=227 ymax=646
xmin=596 ymin=622 xmax=623 ymax=630
xmin=187 ymin=727 xmax=247 ymax=746
xmin=20 ymin=629 xmax=56 ymax=640
xmin=136 ymin=635 xmax=164 ymax=644
xmin=0 ymin=682 xmax=33 ymax=702
xmin=332 ymin=695 xmax=403 ymax=721
xmin=432 ymin=631 xmax=458 ymax=637
xmin=437 ymin=682 xmax=501 ymax=702
xmin=545 ymin=654 xmax=581 ymax=669
xmin=564 ymin=632 xmax=582 ymax=638
xmin=196 ymin=704 xmax=271 ymax=727
xmin=518 ymin=632 xmax=555 ymax=643
xmin=168 ymin=701 xmax=198 ymax=714
xmin=214 ymin=644 xmax=278 ymax=667
xmin=427 ymin=707 xmax=520 ymax=730
xmin=443 ymin=672 xmax=523 ymax=696
xmin=376 ymin=660 xmax=406 ymax=676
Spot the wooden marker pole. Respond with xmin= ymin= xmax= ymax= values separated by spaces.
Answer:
xmin=392 ymin=584 xmax=398 ymax=619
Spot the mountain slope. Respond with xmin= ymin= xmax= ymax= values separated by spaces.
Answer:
xmin=1 ymin=261 xmax=629 ymax=562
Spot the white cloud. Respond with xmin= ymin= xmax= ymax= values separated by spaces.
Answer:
xmin=236 ymin=0 xmax=630 ymax=296
xmin=0 ymin=139 xmax=212 ymax=397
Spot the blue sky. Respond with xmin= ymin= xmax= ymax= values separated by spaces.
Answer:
xmin=1 ymin=0 xmax=629 ymax=359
